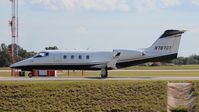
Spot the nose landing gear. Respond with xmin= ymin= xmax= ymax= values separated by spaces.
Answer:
xmin=28 ymin=72 xmax=32 ymax=78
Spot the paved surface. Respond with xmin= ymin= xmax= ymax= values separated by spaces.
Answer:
xmin=113 ymin=70 xmax=199 ymax=72
xmin=1 ymin=70 xmax=199 ymax=72
xmin=0 ymin=70 xmax=11 ymax=72
xmin=1 ymin=77 xmax=199 ymax=81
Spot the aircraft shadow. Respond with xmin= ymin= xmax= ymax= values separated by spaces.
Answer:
xmin=84 ymin=77 xmax=153 ymax=80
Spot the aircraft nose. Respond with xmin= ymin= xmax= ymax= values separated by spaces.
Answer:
xmin=10 ymin=58 xmax=32 ymax=69
xmin=10 ymin=63 xmax=17 ymax=68
xmin=10 ymin=61 xmax=23 ymax=68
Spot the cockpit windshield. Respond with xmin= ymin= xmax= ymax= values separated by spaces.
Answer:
xmin=34 ymin=52 xmax=49 ymax=58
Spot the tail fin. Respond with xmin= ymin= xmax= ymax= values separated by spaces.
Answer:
xmin=145 ymin=30 xmax=186 ymax=57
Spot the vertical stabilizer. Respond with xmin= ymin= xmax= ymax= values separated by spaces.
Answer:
xmin=145 ymin=30 xmax=185 ymax=57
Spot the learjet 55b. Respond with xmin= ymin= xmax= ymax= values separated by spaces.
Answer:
xmin=11 ymin=30 xmax=185 ymax=78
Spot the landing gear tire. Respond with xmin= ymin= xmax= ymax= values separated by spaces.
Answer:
xmin=28 ymin=72 xmax=33 ymax=78
xmin=100 ymin=67 xmax=108 ymax=78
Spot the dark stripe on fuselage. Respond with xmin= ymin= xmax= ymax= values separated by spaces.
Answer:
xmin=18 ymin=64 xmax=102 ymax=71
xmin=116 ymin=53 xmax=177 ymax=69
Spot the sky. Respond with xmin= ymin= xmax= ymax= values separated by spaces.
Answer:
xmin=0 ymin=0 xmax=199 ymax=56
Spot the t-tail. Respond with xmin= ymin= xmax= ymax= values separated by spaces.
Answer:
xmin=144 ymin=30 xmax=186 ymax=60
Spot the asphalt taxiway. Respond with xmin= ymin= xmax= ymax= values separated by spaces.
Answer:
xmin=1 ymin=70 xmax=199 ymax=72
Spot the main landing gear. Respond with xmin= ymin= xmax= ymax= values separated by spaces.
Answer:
xmin=100 ymin=67 xmax=108 ymax=78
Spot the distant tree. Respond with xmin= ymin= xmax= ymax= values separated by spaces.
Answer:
xmin=172 ymin=57 xmax=185 ymax=65
xmin=0 ymin=43 xmax=36 ymax=67
xmin=190 ymin=55 xmax=199 ymax=64
xmin=186 ymin=57 xmax=198 ymax=65
xmin=8 ymin=44 xmax=36 ymax=62
xmin=45 ymin=46 xmax=58 ymax=50
xmin=171 ymin=55 xmax=199 ymax=65
xmin=0 ymin=43 xmax=11 ymax=67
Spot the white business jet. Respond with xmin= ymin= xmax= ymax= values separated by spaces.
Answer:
xmin=11 ymin=30 xmax=185 ymax=78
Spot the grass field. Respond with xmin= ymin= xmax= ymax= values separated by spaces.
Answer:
xmin=0 ymin=81 xmax=167 ymax=112
xmin=0 ymin=72 xmax=10 ymax=77
xmin=126 ymin=65 xmax=199 ymax=70
xmin=0 ymin=67 xmax=10 ymax=70
xmin=1 ymin=81 xmax=199 ymax=112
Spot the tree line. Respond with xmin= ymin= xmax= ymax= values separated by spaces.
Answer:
xmin=0 ymin=43 xmax=198 ymax=67
xmin=171 ymin=55 xmax=199 ymax=65
xmin=0 ymin=43 xmax=35 ymax=67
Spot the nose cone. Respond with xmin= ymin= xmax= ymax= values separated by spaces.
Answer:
xmin=10 ymin=63 xmax=18 ymax=68
xmin=10 ymin=61 xmax=24 ymax=69
xmin=10 ymin=58 xmax=32 ymax=69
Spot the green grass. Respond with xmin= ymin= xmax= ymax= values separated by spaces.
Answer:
xmin=0 ymin=67 xmax=10 ymax=70
xmin=0 ymin=80 xmax=199 ymax=111
xmin=126 ymin=65 xmax=199 ymax=70
xmin=108 ymin=71 xmax=199 ymax=77
xmin=0 ymin=72 xmax=11 ymax=77
xmin=0 ymin=81 xmax=167 ymax=112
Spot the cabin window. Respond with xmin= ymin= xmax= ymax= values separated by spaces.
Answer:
xmin=86 ymin=55 xmax=90 ymax=60
xmin=71 ymin=55 xmax=74 ymax=59
xmin=79 ymin=55 xmax=82 ymax=59
xmin=63 ymin=55 xmax=67 ymax=59
xmin=34 ymin=52 xmax=49 ymax=58
xmin=45 ymin=53 xmax=49 ymax=56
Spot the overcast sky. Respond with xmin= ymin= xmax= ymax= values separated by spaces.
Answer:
xmin=0 ymin=0 xmax=199 ymax=56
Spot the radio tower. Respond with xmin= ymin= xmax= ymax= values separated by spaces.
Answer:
xmin=9 ymin=0 xmax=18 ymax=76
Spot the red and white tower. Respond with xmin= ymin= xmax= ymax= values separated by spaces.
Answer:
xmin=9 ymin=0 xmax=18 ymax=76
xmin=9 ymin=0 xmax=19 ymax=63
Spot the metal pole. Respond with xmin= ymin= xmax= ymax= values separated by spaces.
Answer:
xmin=16 ymin=0 xmax=19 ymax=57
xmin=10 ymin=0 xmax=14 ymax=76
xmin=68 ymin=70 xmax=70 ymax=77
xmin=10 ymin=0 xmax=18 ymax=76
xmin=81 ymin=70 xmax=84 ymax=77
xmin=12 ymin=0 xmax=15 ymax=63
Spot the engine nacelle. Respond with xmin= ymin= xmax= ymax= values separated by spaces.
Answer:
xmin=113 ymin=49 xmax=144 ymax=61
